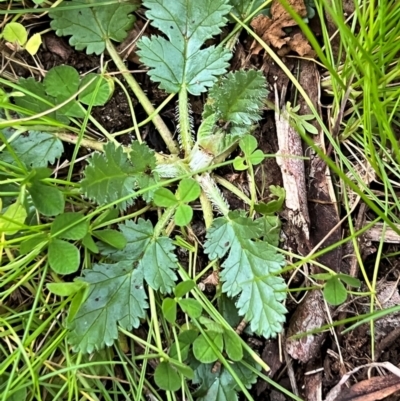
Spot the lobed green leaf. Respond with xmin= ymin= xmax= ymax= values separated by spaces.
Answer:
xmin=137 ymin=0 xmax=232 ymax=95
xmin=49 ymin=0 xmax=137 ymax=55
xmin=68 ymin=261 xmax=148 ymax=353
xmin=204 ymin=213 xmax=287 ymax=338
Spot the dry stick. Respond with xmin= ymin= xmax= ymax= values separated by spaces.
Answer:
xmin=105 ymin=40 xmax=179 ymax=155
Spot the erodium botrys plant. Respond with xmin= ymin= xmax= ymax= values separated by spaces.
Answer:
xmin=1 ymin=0 xmax=288 ymax=397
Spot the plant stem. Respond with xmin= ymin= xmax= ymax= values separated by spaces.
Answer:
xmin=105 ymin=40 xmax=179 ymax=155
xmin=199 ymin=190 xmax=214 ymax=229
xmin=53 ymin=131 xmax=179 ymax=165
xmin=197 ymin=173 xmax=230 ymax=216
xmin=178 ymin=89 xmax=193 ymax=157
xmin=153 ymin=206 xmax=176 ymax=237
xmin=148 ymin=287 xmax=164 ymax=356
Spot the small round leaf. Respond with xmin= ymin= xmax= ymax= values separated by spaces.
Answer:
xmin=169 ymin=329 xmax=199 ymax=360
xmin=3 ymin=22 xmax=27 ymax=46
xmin=178 ymin=298 xmax=202 ymax=319
xmin=249 ymin=149 xmax=265 ymax=165
xmin=25 ymin=33 xmax=42 ymax=56
xmin=223 ymin=330 xmax=243 ymax=361
xmin=47 ymin=281 xmax=86 ymax=296
xmin=154 ymin=362 xmax=181 ymax=392
xmin=176 ymin=178 xmax=201 ymax=203
xmin=323 ymin=277 xmax=347 ymax=306
xmin=44 ymin=65 xmax=80 ymax=98
xmin=51 ymin=212 xmax=88 ymax=240
xmin=78 ymin=73 xmax=114 ymax=106
xmin=193 ymin=332 xmax=223 ymax=364
xmin=162 ymin=297 xmax=177 ymax=324
xmin=29 ymin=182 xmax=64 ymax=216
xmin=153 ymin=188 xmax=177 ymax=207
xmin=174 ymin=280 xmax=195 ymax=298
xmin=175 ymin=204 xmax=193 ymax=227
xmin=239 ymin=135 xmax=257 ymax=156
xmin=92 ymin=229 xmax=127 ymax=249
xmin=48 ymin=239 xmax=80 ymax=274
xmin=337 ymin=273 xmax=361 ymax=288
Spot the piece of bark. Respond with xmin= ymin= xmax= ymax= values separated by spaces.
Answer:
xmin=325 ymin=362 xmax=400 ymax=401
xmin=305 ymin=360 xmax=323 ymax=401
xmin=274 ymin=84 xmax=311 ymax=251
xmin=364 ymin=223 xmax=400 ymax=244
xmin=331 ymin=374 xmax=400 ymax=401
xmin=300 ymin=60 xmax=342 ymax=274
xmin=43 ymin=33 xmax=73 ymax=60
xmin=286 ymin=290 xmax=326 ymax=363
xmin=286 ymin=61 xmax=341 ymax=366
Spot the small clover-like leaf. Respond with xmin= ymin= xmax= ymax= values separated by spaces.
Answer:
xmin=3 ymin=22 xmax=27 ymax=46
xmin=193 ymin=332 xmax=223 ymax=363
xmin=28 ymin=182 xmax=65 ymax=216
xmin=233 ymin=156 xmax=247 ymax=171
xmin=178 ymin=298 xmax=202 ymax=319
xmin=248 ymin=149 xmax=265 ymax=165
xmin=170 ymin=330 xmax=199 ymax=360
xmin=47 ymin=281 xmax=86 ymax=297
xmin=337 ymin=273 xmax=361 ymax=288
xmin=153 ymin=188 xmax=177 ymax=207
xmin=176 ymin=178 xmax=201 ymax=203
xmin=174 ymin=280 xmax=195 ymax=298
xmin=255 ymin=186 xmax=286 ymax=215
xmin=137 ymin=0 xmax=232 ymax=95
xmin=25 ymin=33 xmax=42 ymax=56
xmin=239 ymin=135 xmax=258 ymax=156
xmin=323 ymin=276 xmax=347 ymax=305
xmin=93 ymin=229 xmax=127 ymax=250
xmin=154 ymin=362 xmax=181 ymax=392
xmin=68 ymin=261 xmax=148 ymax=353
xmin=51 ymin=212 xmax=88 ymax=240
xmin=48 ymin=239 xmax=80 ymax=274
xmin=162 ymin=297 xmax=177 ymax=324
xmin=78 ymin=74 xmax=114 ymax=106
xmin=310 ymin=273 xmax=334 ymax=281
xmin=44 ymin=65 xmax=80 ymax=98
xmin=223 ymin=330 xmax=243 ymax=362
xmin=82 ymin=233 xmax=99 ymax=254
xmin=49 ymin=0 xmax=138 ymax=55
xmin=175 ymin=204 xmax=193 ymax=227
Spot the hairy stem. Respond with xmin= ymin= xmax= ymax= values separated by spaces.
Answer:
xmin=153 ymin=206 xmax=177 ymax=238
xmin=178 ymin=88 xmax=193 ymax=156
xmin=197 ymin=173 xmax=230 ymax=216
xmin=106 ymin=40 xmax=179 ymax=154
